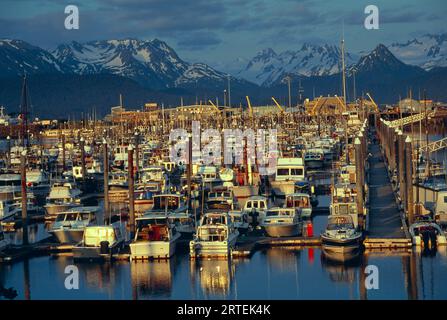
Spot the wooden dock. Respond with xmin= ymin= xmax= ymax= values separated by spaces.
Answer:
xmin=364 ymin=137 xmax=411 ymax=250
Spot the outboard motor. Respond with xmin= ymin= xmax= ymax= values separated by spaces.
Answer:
xmin=100 ymin=241 xmax=110 ymax=254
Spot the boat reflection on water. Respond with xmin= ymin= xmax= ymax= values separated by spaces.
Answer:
xmin=320 ymin=252 xmax=362 ymax=284
xmin=321 ymin=246 xmax=362 ymax=263
xmin=263 ymin=247 xmax=302 ymax=271
xmin=130 ymin=260 xmax=173 ymax=299
xmin=190 ymin=258 xmax=235 ymax=298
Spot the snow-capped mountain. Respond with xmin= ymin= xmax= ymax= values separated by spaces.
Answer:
xmin=351 ymin=44 xmax=426 ymax=77
xmin=388 ymin=33 xmax=447 ymax=70
xmin=52 ymin=39 xmax=233 ymax=89
xmin=0 ymin=39 xmax=65 ymax=77
xmin=238 ymin=44 xmax=357 ymax=87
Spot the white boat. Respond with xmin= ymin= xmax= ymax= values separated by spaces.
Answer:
xmin=270 ymin=157 xmax=306 ymax=198
xmin=262 ymin=207 xmax=302 ymax=237
xmin=0 ymin=174 xmax=21 ymax=201
xmin=190 ymin=211 xmax=239 ymax=259
xmin=243 ymin=196 xmax=268 ymax=225
xmin=73 ymin=223 xmax=126 ymax=261
xmin=130 ymin=214 xmax=181 ymax=259
xmin=108 ymin=171 xmax=128 ymax=191
xmin=49 ymin=206 xmax=100 ymax=244
xmin=284 ymin=193 xmax=312 ymax=218
xmin=26 ymin=170 xmax=50 ymax=198
xmin=321 ymin=215 xmax=363 ymax=257
xmin=44 ymin=181 xmax=82 ymax=218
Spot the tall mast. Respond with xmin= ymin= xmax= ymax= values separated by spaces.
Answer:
xmin=341 ymin=37 xmax=347 ymax=105
xmin=20 ymin=75 xmax=29 ymax=149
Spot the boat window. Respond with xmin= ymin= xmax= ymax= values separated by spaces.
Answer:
xmin=0 ymin=179 xmax=21 ymax=187
xmin=291 ymin=168 xmax=303 ymax=176
xmin=266 ymin=211 xmax=277 ymax=217
xmin=444 ymin=196 xmax=447 ymax=203
xmin=80 ymin=212 xmax=92 ymax=221
xmin=277 ymin=168 xmax=289 ymax=176
xmin=137 ymin=224 xmax=169 ymax=241
xmin=338 ymin=204 xmax=349 ymax=215
xmin=246 ymin=202 xmax=252 ymax=208
xmin=259 ymin=201 xmax=265 ymax=209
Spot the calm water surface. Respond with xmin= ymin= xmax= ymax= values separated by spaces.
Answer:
xmin=1 ymin=207 xmax=447 ymax=300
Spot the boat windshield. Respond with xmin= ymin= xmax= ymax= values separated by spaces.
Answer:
xmin=56 ymin=212 xmax=78 ymax=222
xmin=286 ymin=197 xmax=309 ymax=208
xmin=203 ymin=215 xmax=227 ymax=225
xmin=266 ymin=210 xmax=292 ymax=217
xmin=327 ymin=216 xmax=354 ymax=230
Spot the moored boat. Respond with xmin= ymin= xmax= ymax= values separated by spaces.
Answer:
xmin=262 ymin=207 xmax=302 ymax=237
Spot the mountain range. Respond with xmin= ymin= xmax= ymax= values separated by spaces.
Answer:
xmin=0 ymin=34 xmax=446 ymax=118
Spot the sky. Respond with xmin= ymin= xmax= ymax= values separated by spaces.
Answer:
xmin=0 ymin=0 xmax=446 ymax=70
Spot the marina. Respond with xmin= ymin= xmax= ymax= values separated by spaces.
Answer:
xmin=0 ymin=83 xmax=446 ymax=300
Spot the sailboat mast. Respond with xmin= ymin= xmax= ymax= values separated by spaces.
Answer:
xmin=341 ymin=38 xmax=347 ymax=105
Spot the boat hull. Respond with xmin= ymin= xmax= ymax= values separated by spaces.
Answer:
xmin=50 ymin=229 xmax=84 ymax=244
xmin=190 ymin=233 xmax=238 ymax=258
xmin=130 ymin=233 xmax=180 ymax=259
xmin=73 ymin=243 xmax=123 ymax=261
xmin=321 ymin=234 xmax=362 ymax=256
xmin=264 ymin=223 xmax=300 ymax=237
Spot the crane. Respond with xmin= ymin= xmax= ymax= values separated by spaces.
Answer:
xmin=208 ymin=100 xmax=221 ymax=113
xmin=246 ymin=96 xmax=253 ymax=117
xmin=366 ymin=92 xmax=379 ymax=113
xmin=271 ymin=97 xmax=285 ymax=112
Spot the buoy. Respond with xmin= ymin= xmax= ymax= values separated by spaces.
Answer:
xmin=307 ymin=222 xmax=313 ymax=237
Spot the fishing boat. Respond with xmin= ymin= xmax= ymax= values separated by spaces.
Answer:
xmin=146 ymin=194 xmax=187 ymax=214
xmin=262 ymin=207 xmax=302 ymax=237
xmin=189 ymin=211 xmax=239 ymax=259
xmin=242 ymin=196 xmax=268 ymax=225
xmin=49 ymin=206 xmax=100 ymax=244
xmin=284 ymin=193 xmax=312 ymax=218
xmin=207 ymin=189 xmax=236 ymax=209
xmin=44 ymin=180 xmax=82 ymax=218
xmin=130 ymin=214 xmax=181 ymax=259
xmin=73 ymin=223 xmax=126 ymax=261
xmin=304 ymin=149 xmax=325 ymax=170
xmin=270 ymin=157 xmax=306 ymax=198
xmin=321 ymin=215 xmax=363 ymax=257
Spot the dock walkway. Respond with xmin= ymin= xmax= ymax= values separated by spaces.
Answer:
xmin=366 ymin=134 xmax=408 ymax=248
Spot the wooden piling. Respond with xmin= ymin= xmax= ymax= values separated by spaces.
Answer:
xmin=103 ymin=139 xmax=110 ymax=224
xmin=128 ymin=145 xmax=135 ymax=235
xmin=187 ymin=134 xmax=192 ymax=211
xmin=405 ymin=136 xmax=414 ymax=224
xmin=354 ymin=137 xmax=364 ymax=215
xmin=21 ymin=150 xmax=28 ymax=246
xmin=397 ymin=130 xmax=406 ymax=209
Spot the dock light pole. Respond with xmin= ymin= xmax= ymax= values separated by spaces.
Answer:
xmin=21 ymin=150 xmax=28 ymax=246
xmin=128 ymin=144 xmax=136 ymax=237
xmin=6 ymin=136 xmax=10 ymax=168
xmin=354 ymin=137 xmax=364 ymax=216
xmin=103 ymin=138 xmax=110 ymax=224
xmin=405 ymin=136 xmax=414 ymax=224
xmin=397 ymin=130 xmax=406 ymax=210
